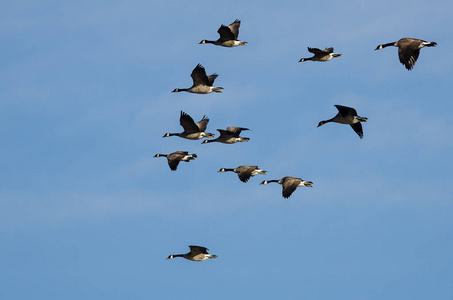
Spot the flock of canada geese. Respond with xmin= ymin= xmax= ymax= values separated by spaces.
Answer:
xmin=160 ymin=19 xmax=437 ymax=261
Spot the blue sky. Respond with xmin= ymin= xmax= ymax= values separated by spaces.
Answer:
xmin=1 ymin=0 xmax=453 ymax=299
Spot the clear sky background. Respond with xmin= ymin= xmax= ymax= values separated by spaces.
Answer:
xmin=1 ymin=0 xmax=453 ymax=299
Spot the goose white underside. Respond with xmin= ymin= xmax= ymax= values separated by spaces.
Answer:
xmin=181 ymin=155 xmax=195 ymax=161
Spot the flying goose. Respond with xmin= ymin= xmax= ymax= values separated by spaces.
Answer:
xmin=374 ymin=38 xmax=437 ymax=70
xmin=202 ymin=127 xmax=250 ymax=144
xmin=317 ymin=105 xmax=368 ymax=139
xmin=163 ymin=111 xmax=214 ymax=140
xmin=199 ymin=19 xmax=247 ymax=47
xmin=260 ymin=176 xmax=313 ymax=199
xmin=154 ymin=151 xmax=197 ymax=171
xmin=172 ymin=64 xmax=223 ymax=94
xmin=166 ymin=245 xmax=217 ymax=261
xmin=218 ymin=165 xmax=267 ymax=183
xmin=299 ymin=47 xmax=342 ymax=62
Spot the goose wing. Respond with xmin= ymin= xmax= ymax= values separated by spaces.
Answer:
xmin=167 ymin=157 xmax=181 ymax=171
xmin=207 ymin=74 xmax=218 ymax=86
xmin=308 ymin=47 xmax=325 ymax=55
xmin=191 ymin=64 xmax=210 ymax=86
xmin=227 ymin=19 xmax=241 ymax=39
xmin=226 ymin=126 xmax=249 ymax=135
xmin=350 ymin=123 xmax=364 ymax=139
xmin=217 ymin=24 xmax=236 ymax=41
xmin=398 ymin=40 xmax=421 ymax=70
xmin=235 ymin=165 xmax=254 ymax=183
xmin=217 ymin=129 xmax=234 ymax=137
xmin=167 ymin=151 xmax=188 ymax=170
xmin=180 ymin=111 xmax=200 ymax=133
xmin=195 ymin=115 xmax=209 ymax=132
xmin=189 ymin=245 xmax=209 ymax=254
xmin=335 ymin=105 xmax=357 ymax=118
xmin=281 ymin=177 xmax=301 ymax=199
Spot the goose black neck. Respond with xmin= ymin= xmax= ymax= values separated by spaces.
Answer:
xmin=318 ymin=119 xmax=333 ymax=127
xmin=382 ymin=42 xmax=395 ymax=48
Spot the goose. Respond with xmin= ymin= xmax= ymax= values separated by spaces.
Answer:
xmin=163 ymin=111 xmax=215 ymax=140
xmin=218 ymin=165 xmax=267 ymax=183
xmin=172 ymin=64 xmax=223 ymax=94
xmin=317 ymin=105 xmax=367 ymax=139
xmin=199 ymin=19 xmax=247 ymax=47
xmin=299 ymin=47 xmax=341 ymax=62
xmin=154 ymin=151 xmax=197 ymax=171
xmin=202 ymin=127 xmax=249 ymax=144
xmin=260 ymin=176 xmax=313 ymax=199
xmin=374 ymin=38 xmax=437 ymax=70
xmin=166 ymin=245 xmax=217 ymax=261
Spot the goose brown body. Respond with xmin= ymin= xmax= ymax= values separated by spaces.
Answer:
xmin=299 ymin=47 xmax=342 ymax=62
xmin=199 ymin=19 xmax=247 ymax=47
xmin=202 ymin=127 xmax=250 ymax=144
xmin=166 ymin=245 xmax=217 ymax=261
xmin=317 ymin=105 xmax=368 ymax=139
xmin=260 ymin=176 xmax=313 ymax=199
xmin=172 ymin=64 xmax=223 ymax=94
xmin=375 ymin=38 xmax=437 ymax=70
xmin=163 ymin=111 xmax=214 ymax=140
xmin=218 ymin=165 xmax=267 ymax=183
xmin=154 ymin=151 xmax=197 ymax=171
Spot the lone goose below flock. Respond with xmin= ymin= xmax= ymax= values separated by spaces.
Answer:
xmin=260 ymin=177 xmax=314 ymax=199
xmin=202 ymin=127 xmax=250 ymax=144
xmin=154 ymin=151 xmax=197 ymax=171
xmin=172 ymin=64 xmax=223 ymax=94
xmin=299 ymin=47 xmax=341 ymax=62
xmin=374 ymin=37 xmax=437 ymax=70
xmin=317 ymin=105 xmax=367 ymax=139
xmin=166 ymin=245 xmax=217 ymax=261
xmin=199 ymin=19 xmax=247 ymax=47
xmin=163 ymin=111 xmax=214 ymax=140
xmin=218 ymin=165 xmax=267 ymax=183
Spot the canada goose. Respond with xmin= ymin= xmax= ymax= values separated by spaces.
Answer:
xmin=199 ymin=19 xmax=247 ymax=47
xmin=260 ymin=176 xmax=313 ymax=199
xmin=202 ymin=127 xmax=250 ymax=144
xmin=163 ymin=111 xmax=215 ymax=140
xmin=172 ymin=64 xmax=223 ymax=94
xmin=166 ymin=245 xmax=217 ymax=261
xmin=154 ymin=151 xmax=197 ymax=171
xmin=317 ymin=105 xmax=368 ymax=139
xmin=374 ymin=38 xmax=437 ymax=70
xmin=299 ymin=47 xmax=342 ymax=62
xmin=218 ymin=165 xmax=267 ymax=183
